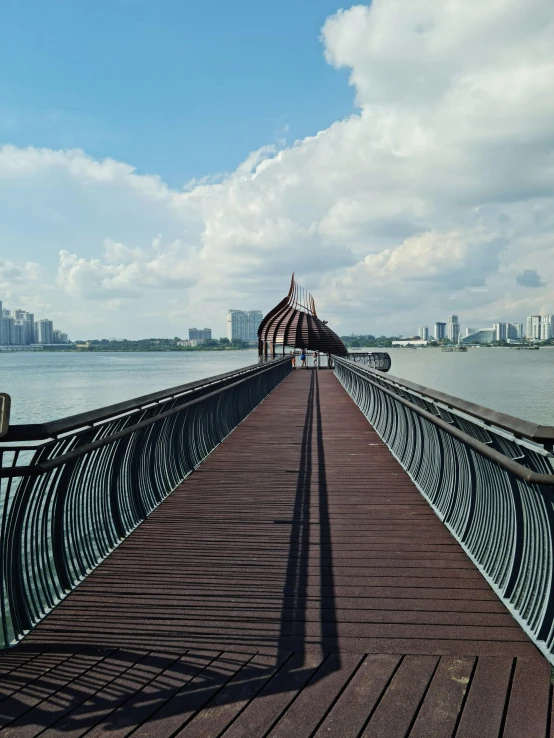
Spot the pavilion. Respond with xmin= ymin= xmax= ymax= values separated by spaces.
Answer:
xmin=258 ymin=274 xmax=347 ymax=359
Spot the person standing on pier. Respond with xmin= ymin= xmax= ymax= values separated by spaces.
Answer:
xmin=300 ymin=349 xmax=306 ymax=368
xmin=313 ymin=351 xmax=319 ymax=368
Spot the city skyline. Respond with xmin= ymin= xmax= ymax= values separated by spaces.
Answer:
xmin=0 ymin=299 xmax=69 ymax=346
xmin=3 ymin=295 xmax=552 ymax=344
xmin=414 ymin=314 xmax=552 ymax=344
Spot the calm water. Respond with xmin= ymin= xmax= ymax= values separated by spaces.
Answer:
xmin=381 ymin=347 xmax=554 ymax=425
xmin=0 ymin=347 xmax=553 ymax=426
xmin=0 ymin=350 xmax=259 ymax=425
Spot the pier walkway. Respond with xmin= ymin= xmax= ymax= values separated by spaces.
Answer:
xmin=0 ymin=371 xmax=551 ymax=737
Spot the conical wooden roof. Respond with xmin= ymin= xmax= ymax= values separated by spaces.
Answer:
xmin=258 ymin=275 xmax=348 ymax=355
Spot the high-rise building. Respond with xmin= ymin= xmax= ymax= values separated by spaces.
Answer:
xmin=189 ymin=328 xmax=212 ymax=342
xmin=13 ymin=309 xmax=34 ymax=344
xmin=246 ymin=311 xmax=263 ymax=342
xmin=0 ymin=300 xmax=66 ymax=346
xmin=53 ymin=330 xmax=69 ymax=344
xmin=447 ymin=315 xmax=460 ymax=343
xmin=418 ymin=326 xmax=429 ymax=340
xmin=494 ymin=322 xmax=524 ymax=341
xmin=526 ymin=315 xmax=553 ymax=341
xmin=434 ymin=322 xmax=446 ymax=340
xmin=526 ymin=315 xmax=541 ymax=340
xmin=494 ymin=323 xmax=507 ymax=341
xmin=0 ymin=310 xmax=14 ymax=346
xmin=511 ymin=323 xmax=524 ymax=340
xmin=227 ymin=310 xmax=263 ymax=343
xmin=35 ymin=319 xmax=54 ymax=344
xmin=13 ymin=321 xmax=27 ymax=345
xmin=227 ymin=311 xmax=248 ymax=341
xmin=540 ymin=315 xmax=554 ymax=340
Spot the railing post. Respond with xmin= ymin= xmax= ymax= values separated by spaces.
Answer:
xmin=0 ymin=394 xmax=10 ymax=440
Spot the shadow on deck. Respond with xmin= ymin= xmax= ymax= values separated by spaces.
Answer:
xmin=0 ymin=371 xmax=551 ymax=737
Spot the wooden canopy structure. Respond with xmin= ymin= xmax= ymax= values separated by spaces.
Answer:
xmin=258 ymin=274 xmax=347 ymax=357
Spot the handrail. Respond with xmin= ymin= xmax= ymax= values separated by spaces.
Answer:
xmin=333 ymin=355 xmax=554 ymax=664
xmin=0 ymin=360 xmax=289 ymax=478
xmin=3 ymin=359 xmax=286 ymax=442
xmin=0 ymin=394 xmax=9 ymax=439
xmin=342 ymin=362 xmax=554 ymax=446
xmin=0 ymin=358 xmax=292 ymax=647
xmin=334 ymin=358 xmax=554 ymax=486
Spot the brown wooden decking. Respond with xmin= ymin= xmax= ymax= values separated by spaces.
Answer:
xmin=0 ymin=370 xmax=552 ymax=737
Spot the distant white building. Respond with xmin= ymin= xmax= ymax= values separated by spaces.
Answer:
xmin=461 ymin=329 xmax=496 ymax=344
xmin=434 ymin=322 xmax=446 ymax=340
xmin=35 ymin=319 xmax=54 ymax=344
xmin=494 ymin=322 xmax=523 ymax=341
xmin=418 ymin=326 xmax=429 ymax=340
xmin=246 ymin=311 xmax=263 ymax=342
xmin=525 ymin=315 xmax=553 ymax=341
xmin=188 ymin=328 xmax=212 ymax=342
xmin=53 ymin=330 xmax=69 ymax=344
xmin=392 ymin=340 xmax=428 ymax=347
xmin=540 ymin=315 xmax=554 ymax=340
xmin=227 ymin=310 xmax=263 ymax=343
xmin=447 ymin=315 xmax=460 ymax=343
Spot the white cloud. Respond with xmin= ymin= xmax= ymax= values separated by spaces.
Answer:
xmin=1 ymin=0 xmax=554 ymax=337
xmin=0 ymin=259 xmax=43 ymax=305
xmin=56 ymin=238 xmax=196 ymax=299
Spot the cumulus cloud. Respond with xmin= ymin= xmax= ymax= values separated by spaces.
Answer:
xmin=2 ymin=0 xmax=554 ymax=336
xmin=56 ymin=238 xmax=195 ymax=299
xmin=0 ymin=259 xmax=43 ymax=305
xmin=516 ymin=268 xmax=545 ymax=288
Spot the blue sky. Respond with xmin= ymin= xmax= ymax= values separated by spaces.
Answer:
xmin=1 ymin=0 xmax=354 ymax=187
xmin=1 ymin=0 xmax=553 ymax=339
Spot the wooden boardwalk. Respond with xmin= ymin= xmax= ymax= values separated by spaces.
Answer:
xmin=0 ymin=370 xmax=551 ymax=737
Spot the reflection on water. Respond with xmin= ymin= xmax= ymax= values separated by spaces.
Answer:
xmin=1 ymin=347 xmax=553 ymax=426
xmin=0 ymin=350 xmax=259 ymax=424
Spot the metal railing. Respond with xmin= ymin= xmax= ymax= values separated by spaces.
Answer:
xmin=346 ymin=352 xmax=391 ymax=372
xmin=333 ymin=356 xmax=554 ymax=662
xmin=0 ymin=358 xmax=292 ymax=647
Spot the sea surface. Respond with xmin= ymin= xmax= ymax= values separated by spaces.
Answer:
xmin=378 ymin=346 xmax=554 ymax=426
xmin=0 ymin=346 xmax=553 ymax=426
xmin=0 ymin=350 xmax=259 ymax=425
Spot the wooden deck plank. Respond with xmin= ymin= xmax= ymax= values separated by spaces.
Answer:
xmin=359 ymin=655 xmax=439 ymax=737
xmin=454 ymin=656 xmax=514 ymax=738
xmin=0 ymin=650 xmax=119 ymax=738
xmin=217 ymin=652 xmax=323 ymax=738
xmin=2 ymin=369 xmax=551 ymax=736
xmin=266 ymin=653 xmax=362 ymax=738
xmin=174 ymin=653 xmax=289 ymax=738
xmin=408 ymin=655 xmax=475 ymax=738
xmin=0 ymin=652 xmax=74 ymax=706
xmin=502 ymin=656 xmax=551 ymax=738
xmin=313 ymin=654 xmax=401 ymax=738
xmin=127 ymin=651 xmax=248 ymax=738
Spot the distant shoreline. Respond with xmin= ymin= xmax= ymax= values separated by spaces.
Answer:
xmin=0 ymin=346 xmax=255 ymax=354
